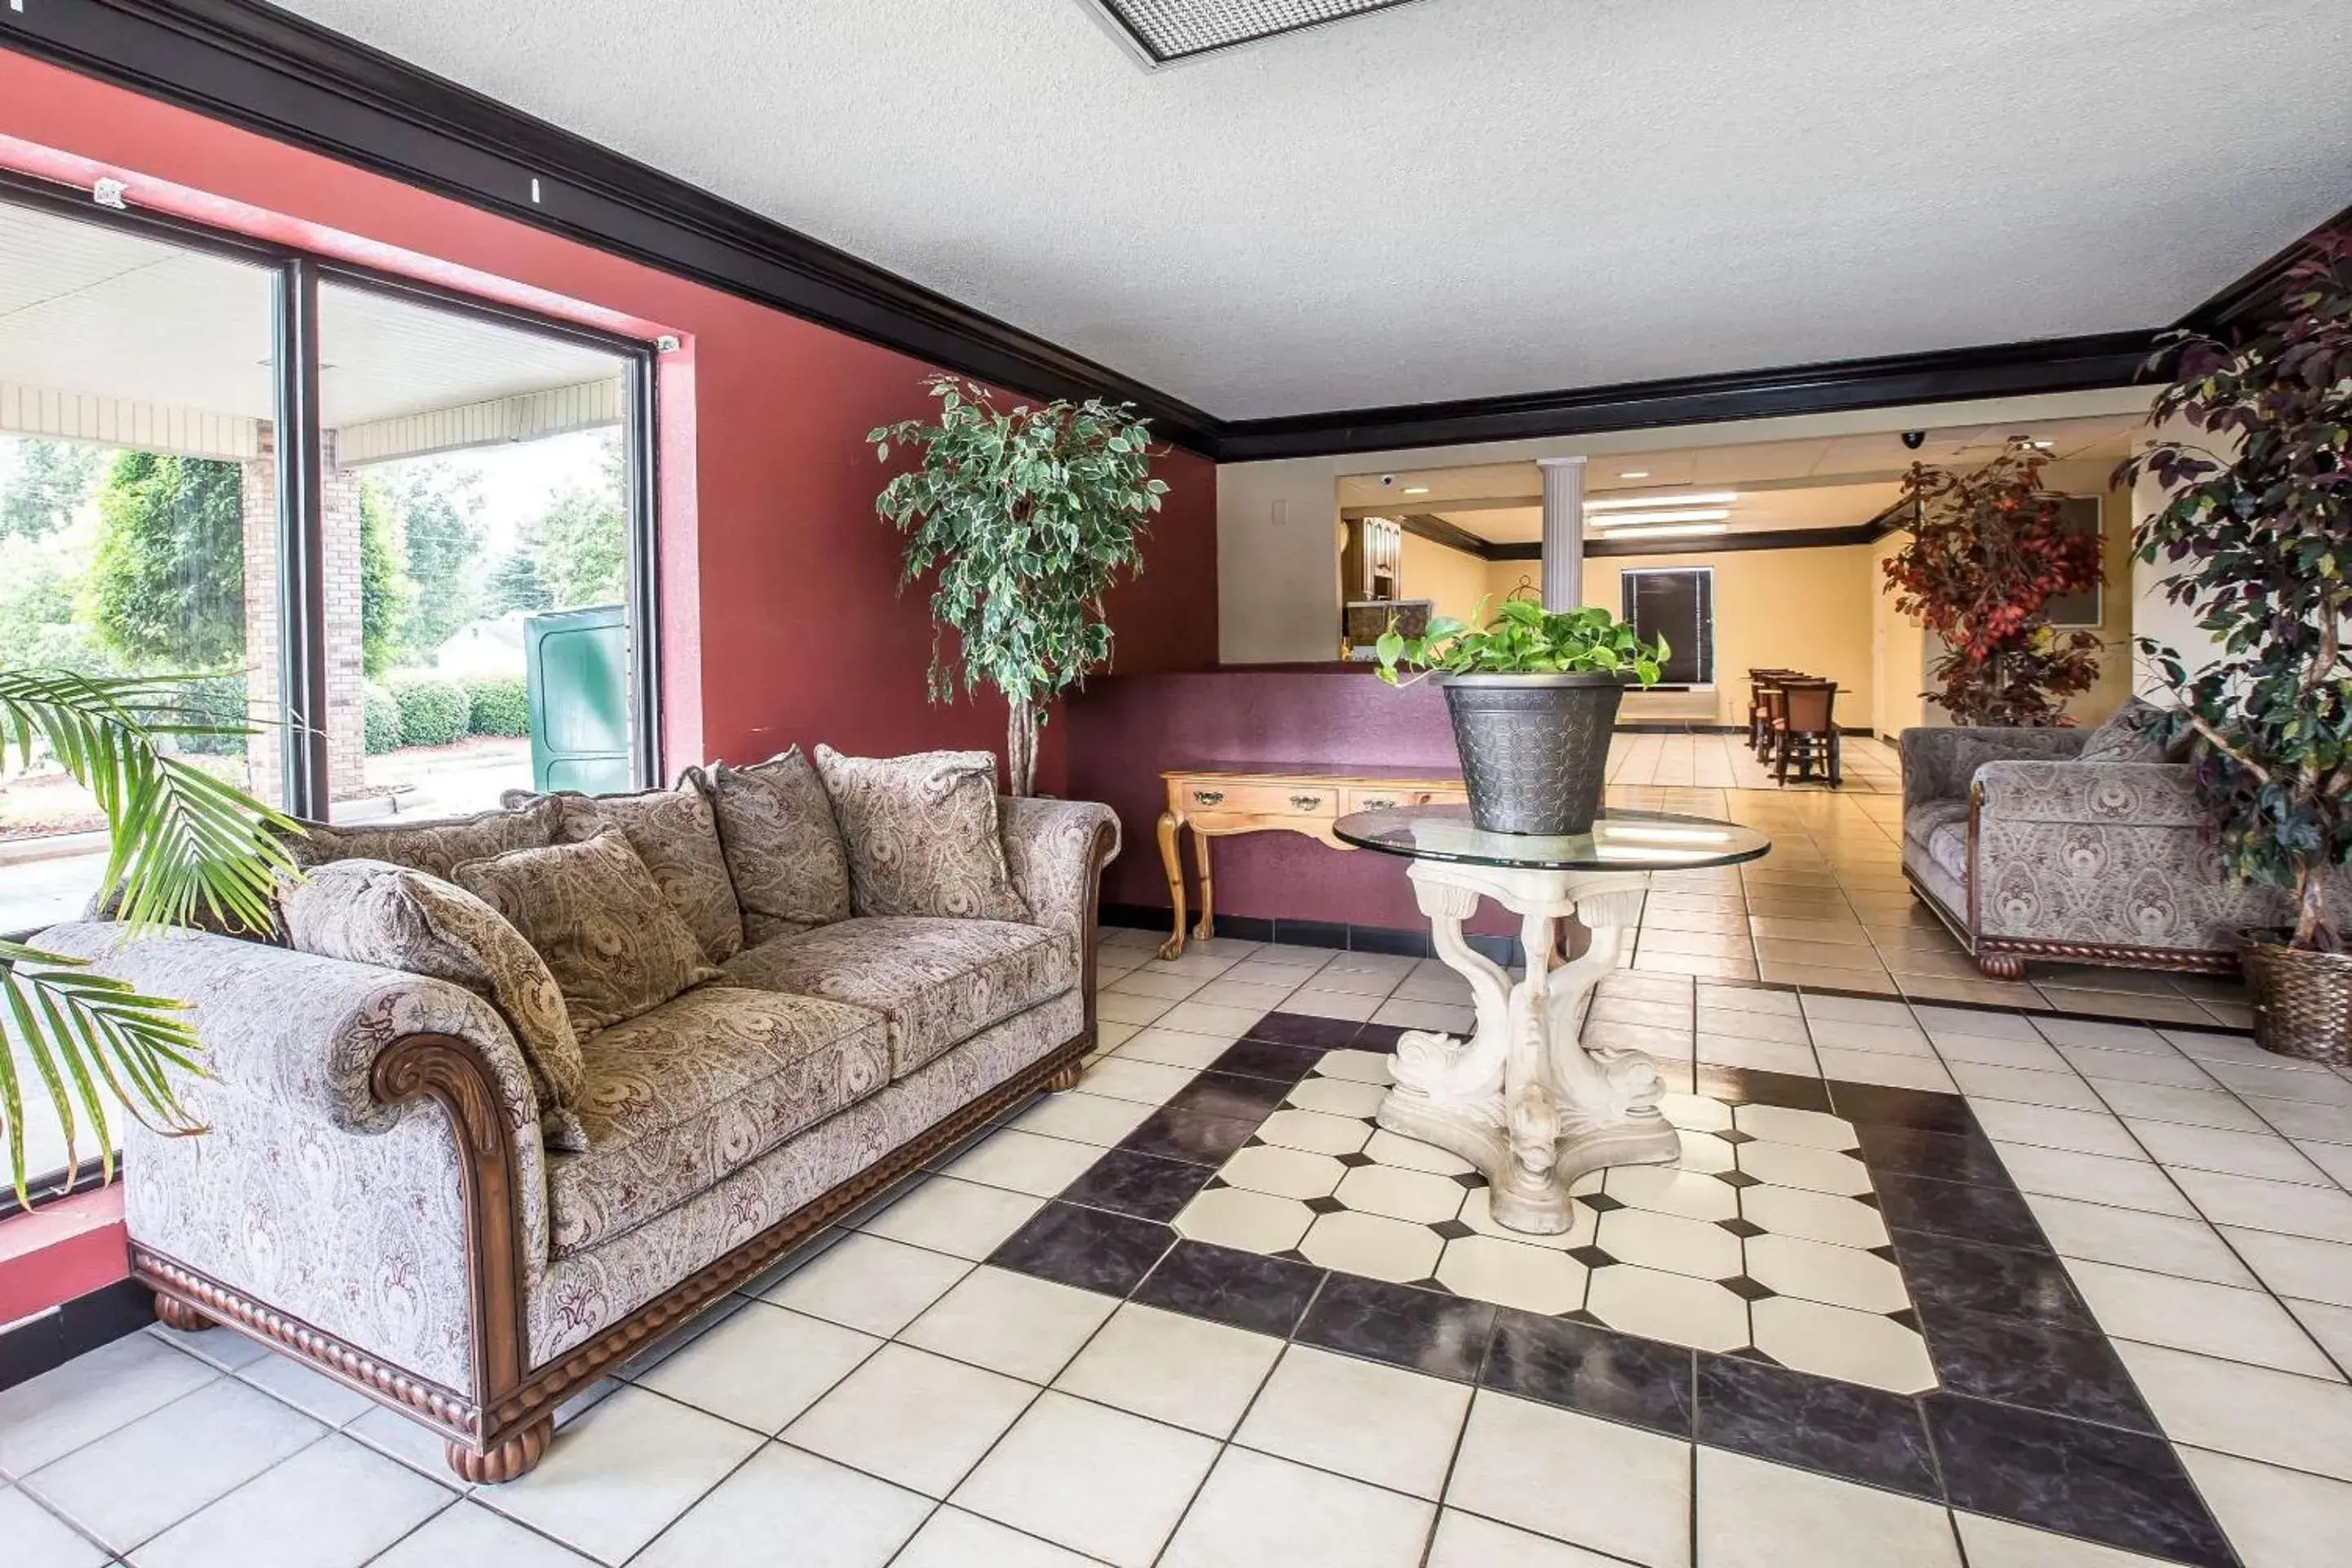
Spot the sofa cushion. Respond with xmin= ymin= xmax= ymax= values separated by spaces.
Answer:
xmin=508 ymin=779 xmax=744 ymax=965
xmin=1903 ymin=797 xmax=1971 ymax=854
xmin=814 ymin=747 xmax=1028 ymax=922
xmin=276 ymin=858 xmax=590 ymax=1148
xmin=452 ymin=827 xmax=720 ymax=1036
xmin=547 ymin=987 xmax=888 ymax=1256
xmin=1924 ymin=816 xmax=1972 ymax=886
xmin=704 ymin=749 xmax=854 ymax=940
xmin=281 ymin=795 xmax=566 ymax=879
xmin=2077 ymin=696 xmax=2177 ymax=765
xmin=720 ymin=915 xmax=1074 ymax=1077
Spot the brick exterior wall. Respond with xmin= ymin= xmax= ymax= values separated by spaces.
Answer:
xmin=237 ymin=425 xmax=366 ymax=811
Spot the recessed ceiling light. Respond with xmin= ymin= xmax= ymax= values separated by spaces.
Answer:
xmin=1402 ymin=486 xmax=1429 ymax=495
xmin=1585 ymin=491 xmax=1738 ymax=512
xmin=2021 ymin=439 xmax=2055 ymax=450
xmin=1618 ymin=470 xmax=1650 ymax=479
xmin=1589 ymin=509 xmax=1732 ymax=527
xmin=1597 ymin=522 xmax=1731 ymax=540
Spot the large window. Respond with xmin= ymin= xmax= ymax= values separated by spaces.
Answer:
xmin=1620 ymin=567 xmax=1716 ymax=686
xmin=0 ymin=183 xmax=656 ymax=1193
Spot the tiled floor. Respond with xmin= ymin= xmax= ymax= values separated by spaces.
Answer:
xmin=4 ymin=786 xmax=2347 ymax=1568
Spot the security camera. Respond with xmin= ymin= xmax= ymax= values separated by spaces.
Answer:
xmin=1900 ymin=430 xmax=1927 ymax=450
xmin=1378 ymin=474 xmax=1399 ymax=488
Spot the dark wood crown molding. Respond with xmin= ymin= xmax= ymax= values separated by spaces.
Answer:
xmin=0 ymin=0 xmax=1220 ymax=452
xmin=2180 ymin=198 xmax=2352 ymax=334
xmin=1483 ymin=523 xmax=1884 ymax=562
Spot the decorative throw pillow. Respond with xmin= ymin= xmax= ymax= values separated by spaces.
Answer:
xmin=452 ymin=827 xmax=719 ymax=1037
xmin=502 ymin=779 xmax=743 ymax=964
xmin=2076 ymin=696 xmax=2177 ymax=764
xmin=704 ymin=748 xmax=855 ymax=941
xmin=813 ymin=746 xmax=1029 ymax=922
xmin=281 ymin=795 xmax=568 ymax=880
xmin=278 ymin=858 xmax=589 ymax=1149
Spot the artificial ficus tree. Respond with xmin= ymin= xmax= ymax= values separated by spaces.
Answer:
xmin=871 ymin=376 xmax=1164 ymax=796
xmin=2119 ymin=230 xmax=2352 ymax=952
xmin=1881 ymin=448 xmax=2105 ymax=725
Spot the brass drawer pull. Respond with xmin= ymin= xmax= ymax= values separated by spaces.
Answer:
xmin=1290 ymin=794 xmax=1325 ymax=811
xmin=1192 ymin=790 xmax=1225 ymax=806
xmin=1361 ymin=797 xmax=1397 ymax=810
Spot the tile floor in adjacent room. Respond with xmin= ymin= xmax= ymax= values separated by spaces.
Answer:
xmin=2 ymin=786 xmax=2348 ymax=1568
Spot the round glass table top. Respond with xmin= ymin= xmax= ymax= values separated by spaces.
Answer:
xmin=1333 ymin=804 xmax=1771 ymax=872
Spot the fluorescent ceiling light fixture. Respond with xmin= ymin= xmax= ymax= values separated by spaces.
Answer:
xmin=1403 ymin=486 xmax=1430 ymax=495
xmin=1585 ymin=491 xmax=1739 ymax=512
xmin=1618 ymin=470 xmax=1650 ymax=479
xmin=1083 ymin=0 xmax=1431 ymax=66
xmin=1588 ymin=509 xmax=1731 ymax=527
xmin=1597 ymin=523 xmax=1731 ymax=541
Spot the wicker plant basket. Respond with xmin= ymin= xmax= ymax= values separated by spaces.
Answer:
xmin=2240 ymin=933 xmax=2352 ymax=1066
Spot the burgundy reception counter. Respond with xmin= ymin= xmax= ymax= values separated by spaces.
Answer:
xmin=1064 ymin=666 xmax=1515 ymax=938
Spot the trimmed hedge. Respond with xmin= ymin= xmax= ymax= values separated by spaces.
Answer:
xmin=363 ymin=684 xmax=401 ymax=755
xmin=464 ymin=675 xmax=529 ymax=738
xmin=391 ymin=676 xmax=469 ymax=748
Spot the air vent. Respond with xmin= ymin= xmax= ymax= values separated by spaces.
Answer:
xmin=1085 ymin=0 xmax=1429 ymax=65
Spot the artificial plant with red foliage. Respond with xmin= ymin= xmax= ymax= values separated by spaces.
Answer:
xmin=1881 ymin=447 xmax=2105 ymax=725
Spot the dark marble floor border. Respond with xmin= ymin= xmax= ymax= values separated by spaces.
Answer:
xmin=991 ymin=1009 xmax=2242 ymax=1568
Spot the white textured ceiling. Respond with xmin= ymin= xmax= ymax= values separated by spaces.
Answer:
xmin=271 ymin=0 xmax=2352 ymax=421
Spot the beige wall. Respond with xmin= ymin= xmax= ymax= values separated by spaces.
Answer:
xmin=1870 ymin=531 xmax=1927 ymax=738
xmin=1397 ymin=532 xmax=1491 ymax=627
xmin=2063 ymin=475 xmax=2139 ymax=728
xmin=1217 ymin=461 xmax=1343 ymax=662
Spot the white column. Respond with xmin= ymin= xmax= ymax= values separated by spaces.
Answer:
xmin=1538 ymin=457 xmax=1588 ymax=611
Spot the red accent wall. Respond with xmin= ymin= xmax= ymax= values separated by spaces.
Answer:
xmin=0 ymin=51 xmax=1218 ymax=795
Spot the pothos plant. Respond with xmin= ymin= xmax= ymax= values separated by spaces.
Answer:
xmin=871 ymin=376 xmax=1164 ymax=796
xmin=2118 ymin=229 xmax=2352 ymax=953
xmin=1882 ymin=448 xmax=2105 ymax=725
xmin=1374 ymin=599 xmax=1667 ymax=686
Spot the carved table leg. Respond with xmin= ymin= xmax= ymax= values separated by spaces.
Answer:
xmin=1378 ymin=862 xmax=1678 ymax=1234
xmin=1192 ymin=825 xmax=1215 ymax=945
xmin=449 ymin=1415 xmax=553 ymax=1484
xmin=1156 ymin=811 xmax=1187 ymax=960
xmin=153 ymin=1293 xmax=215 ymax=1332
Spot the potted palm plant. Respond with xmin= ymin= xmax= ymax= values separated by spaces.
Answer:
xmin=1 ymin=670 xmax=297 ymax=1202
xmin=871 ymin=376 xmax=1164 ymax=797
xmin=2121 ymin=229 xmax=2351 ymax=1061
xmin=1375 ymin=599 xmax=1665 ymax=835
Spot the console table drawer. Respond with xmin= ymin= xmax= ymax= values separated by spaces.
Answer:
xmin=1174 ymin=780 xmax=1340 ymax=817
xmin=1343 ymin=784 xmax=1465 ymax=813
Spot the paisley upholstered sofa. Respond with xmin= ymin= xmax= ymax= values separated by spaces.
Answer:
xmin=1900 ymin=704 xmax=2341 ymax=978
xmin=34 ymin=747 xmax=1116 ymax=1483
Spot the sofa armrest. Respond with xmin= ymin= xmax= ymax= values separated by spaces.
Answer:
xmin=1974 ymin=760 xmax=2208 ymax=828
xmin=998 ymin=797 xmax=1120 ymax=951
xmin=29 ymin=921 xmax=541 ymax=1137
xmin=1900 ymin=726 xmax=2088 ymax=808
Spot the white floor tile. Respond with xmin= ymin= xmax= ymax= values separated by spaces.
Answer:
xmin=1160 ymin=1446 xmax=1435 ymax=1568
xmin=1446 ymin=1392 xmax=1691 ymax=1568
xmin=1435 ymin=1236 xmax=1591 ymax=1314
xmin=1105 ymin=969 xmax=1205 ymax=1000
xmin=1697 ymin=1034 xmax=1820 ymax=1076
xmin=1236 ymin=1345 xmax=1472 ymax=1500
xmin=951 ymin=1391 xmax=1217 ymax=1568
xmin=1696 ymin=1447 xmax=1960 ymax=1568
xmin=1075 ymin=1056 xmax=1200 ymax=1106
xmin=344 ymin=1404 xmax=466 ymax=1484
xmin=1285 ymin=1075 xmax=1388 ymax=1117
xmin=1697 ymin=1004 xmax=1812 ymax=1044
xmin=1912 ymin=1004 xmax=2040 ymax=1041
xmin=0 ymin=1332 xmax=220 ymax=1478
xmin=1010 ymin=1090 xmax=1158 ymax=1147
xmin=892 ymin=1506 xmax=1105 ymax=1567
xmin=145 ymin=1323 xmax=269 ymax=1375
xmin=1597 ymin=1206 xmax=1744 ymax=1277
xmin=2223 ymin=1228 xmax=2352 ymax=1308
xmin=1584 ymin=1264 xmax=1749 ymax=1353
xmin=1372 ymin=998 xmax=1477 ymax=1033
xmin=899 ymin=1267 xmax=1117 ymax=1384
xmin=1282 ymin=986 xmax=1384 ymax=1022
xmin=1743 ymin=1232 xmax=1909 ymax=1312
xmin=1989 ymin=1141 xmax=2192 ymax=1214
xmin=1094 ymin=991 xmax=1175 ymax=1027
xmin=1735 ymin=1141 xmax=1870 ymax=1197
xmin=756 ymin=1232 xmax=973 ymax=1336
xmin=2061 ymin=1044 xmax=2220 ymax=1087
xmin=1927 ymin=1031 xmax=2072 ymax=1071
xmin=368 ymin=1499 xmax=596 ymax=1567
xmin=1425 ymin=1508 xmax=1629 ymax=1566
xmin=234 ymin=1352 xmax=376 ymax=1430
xmin=1111 ymin=1027 xmax=1236 ymax=1071
xmin=0 ymin=1485 xmax=108 ymax=1568
xmin=1806 ymin=1019 xmax=1936 ymax=1058
xmin=2068 ymin=1260 xmax=2340 ymax=1378
xmin=1813 ymin=1049 xmax=1958 ymax=1092
xmin=24 ymin=1377 xmax=324 ymax=1553
xmin=1738 ymin=1183 xmax=1890 ymax=1250
xmin=1298 ymin=1209 xmax=1444 ymax=1282
xmin=933 ymin=1128 xmax=1107 ymax=1198
xmin=2127 ymin=1120 xmax=2332 ymax=1187
xmin=2021 ymin=1194 xmax=2256 ymax=1287
xmin=1952 ymin=1510 xmax=2182 ymax=1567
xmin=1156 ymin=1001 xmax=1266 ymax=1040
xmin=856 ymin=1175 xmax=1050 ymax=1259
xmin=2174 ymin=1168 xmax=2352 ymax=1244
xmin=2118 ymin=1339 xmax=2352 ymax=1479
xmin=1969 ymin=1100 xmax=2149 ymax=1160
xmin=1334 ymin=1164 xmax=1471 ymax=1224
xmin=1257 ymin=1107 xmax=1375 ymax=1157
xmin=1749 ymin=1296 xmax=1936 ymax=1392
xmin=636 ymin=1300 xmax=880 ymax=1432
xmin=130 ymin=1433 xmax=451 ymax=1568
xmin=1222 ymin=1143 xmax=1349 ymax=1198
xmin=631 ymin=1443 xmax=929 ymax=1568
xmin=1946 ymin=1059 xmax=2105 ymax=1111
xmin=1053 ymin=1303 xmax=1281 ymax=1437
xmin=473 ymin=1386 xmax=763 ymax=1562
xmin=2287 ymin=1297 xmax=2352 ymax=1370
xmin=1173 ymin=1186 xmax=1316 ymax=1252
xmin=2179 ymin=1445 xmax=2352 ymax=1568
xmin=785 ymin=1344 xmax=1035 ymax=1499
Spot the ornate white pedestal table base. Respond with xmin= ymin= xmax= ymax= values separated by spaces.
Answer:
xmin=1376 ymin=858 xmax=1679 ymax=1234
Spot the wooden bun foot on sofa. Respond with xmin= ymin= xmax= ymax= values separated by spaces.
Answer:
xmin=153 ymin=1293 xmax=216 ymax=1332
xmin=1975 ymin=951 xmax=2027 ymax=980
xmin=449 ymin=1417 xmax=552 ymax=1484
xmin=1043 ymin=1058 xmax=1086 ymax=1093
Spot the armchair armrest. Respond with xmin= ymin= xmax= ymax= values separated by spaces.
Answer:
xmin=1974 ymin=760 xmax=2207 ymax=828
xmin=1900 ymin=726 xmax=2087 ymax=808
xmin=997 ymin=796 xmax=1120 ymax=951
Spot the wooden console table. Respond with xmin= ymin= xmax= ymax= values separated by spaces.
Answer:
xmin=1156 ymin=763 xmax=1467 ymax=959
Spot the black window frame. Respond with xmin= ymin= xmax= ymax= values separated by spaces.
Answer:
xmin=1619 ymin=566 xmax=1717 ymax=688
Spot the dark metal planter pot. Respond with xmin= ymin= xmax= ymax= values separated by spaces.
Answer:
xmin=2241 ymin=933 xmax=2352 ymax=1066
xmin=1442 ymin=672 xmax=1627 ymax=835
